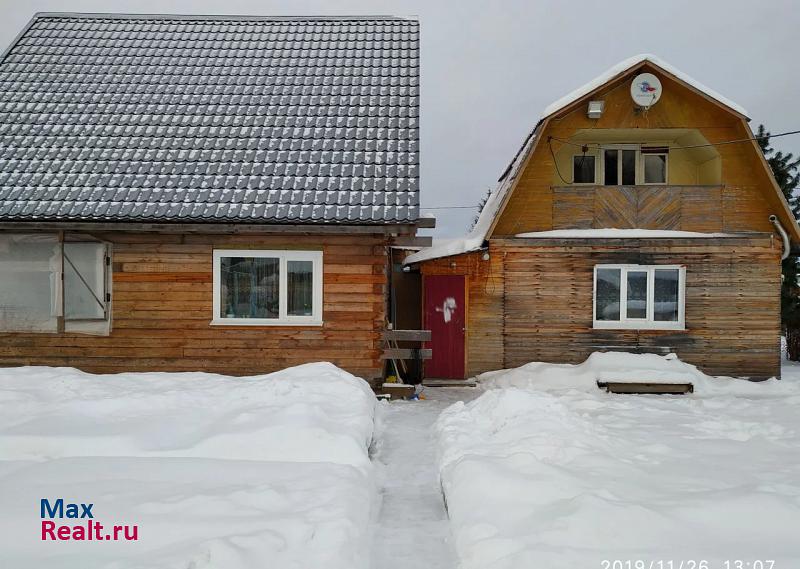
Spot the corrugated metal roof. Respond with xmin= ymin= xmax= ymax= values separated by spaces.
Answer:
xmin=0 ymin=13 xmax=420 ymax=224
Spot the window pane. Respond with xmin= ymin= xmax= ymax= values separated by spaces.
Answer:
xmin=626 ymin=270 xmax=648 ymax=319
xmin=573 ymin=155 xmax=595 ymax=183
xmin=603 ymin=150 xmax=618 ymax=185
xmin=64 ymin=242 xmax=106 ymax=320
xmin=622 ymin=150 xmax=637 ymax=185
xmin=0 ymin=234 xmax=60 ymax=332
xmin=644 ymin=154 xmax=667 ymax=183
xmin=654 ymin=269 xmax=680 ymax=321
xmin=596 ymin=268 xmax=621 ymax=321
xmin=287 ymin=260 xmax=314 ymax=316
xmin=220 ymin=257 xmax=279 ymax=319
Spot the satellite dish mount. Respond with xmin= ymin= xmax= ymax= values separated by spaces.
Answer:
xmin=630 ymin=72 xmax=663 ymax=111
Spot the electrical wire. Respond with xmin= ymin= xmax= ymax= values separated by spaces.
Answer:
xmin=418 ymin=129 xmax=800 ymax=211
xmin=549 ymin=136 xmax=571 ymax=184
xmin=419 ymin=205 xmax=480 ymax=210
xmin=548 ymin=129 xmax=800 ymax=152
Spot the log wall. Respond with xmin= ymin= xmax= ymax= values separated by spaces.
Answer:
xmin=421 ymin=236 xmax=782 ymax=380
xmin=0 ymin=231 xmax=388 ymax=380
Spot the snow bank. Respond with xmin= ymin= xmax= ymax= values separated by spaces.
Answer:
xmin=0 ymin=362 xmax=374 ymax=467
xmin=437 ymin=353 xmax=800 ymax=568
xmin=0 ymin=363 xmax=377 ymax=569
xmin=516 ymin=228 xmax=733 ymax=239
xmin=478 ymin=351 xmax=778 ymax=394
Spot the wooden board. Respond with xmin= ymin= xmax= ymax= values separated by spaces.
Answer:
xmin=597 ymin=382 xmax=694 ymax=394
xmin=380 ymin=348 xmax=432 ymax=360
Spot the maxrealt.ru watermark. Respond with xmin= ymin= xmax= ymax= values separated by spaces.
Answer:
xmin=40 ymin=499 xmax=139 ymax=541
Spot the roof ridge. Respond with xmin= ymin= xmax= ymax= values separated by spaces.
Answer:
xmin=33 ymin=12 xmax=419 ymax=22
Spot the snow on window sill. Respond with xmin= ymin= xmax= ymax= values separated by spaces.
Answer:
xmin=593 ymin=320 xmax=685 ymax=331
xmin=210 ymin=318 xmax=323 ymax=327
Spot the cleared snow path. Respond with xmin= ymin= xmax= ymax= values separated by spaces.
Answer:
xmin=370 ymin=388 xmax=477 ymax=569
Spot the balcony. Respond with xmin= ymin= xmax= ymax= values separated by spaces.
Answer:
xmin=550 ymin=185 xmax=725 ymax=232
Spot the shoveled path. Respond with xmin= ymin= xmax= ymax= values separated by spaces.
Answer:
xmin=369 ymin=387 xmax=478 ymax=569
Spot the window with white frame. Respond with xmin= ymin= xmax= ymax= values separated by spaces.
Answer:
xmin=587 ymin=145 xmax=669 ymax=186
xmin=593 ymin=265 xmax=685 ymax=330
xmin=641 ymin=147 xmax=668 ymax=184
xmin=212 ymin=249 xmax=323 ymax=326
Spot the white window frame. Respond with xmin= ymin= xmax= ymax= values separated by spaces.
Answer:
xmin=600 ymin=144 xmax=639 ymax=186
xmin=212 ymin=249 xmax=323 ymax=327
xmin=572 ymin=153 xmax=597 ymax=184
xmin=593 ymin=264 xmax=686 ymax=330
xmin=641 ymin=151 xmax=669 ymax=185
xmin=589 ymin=145 xmax=670 ymax=185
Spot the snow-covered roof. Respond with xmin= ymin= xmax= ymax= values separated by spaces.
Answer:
xmin=0 ymin=13 xmax=420 ymax=225
xmin=541 ymin=53 xmax=749 ymax=120
xmin=515 ymin=229 xmax=735 ymax=239
xmin=404 ymin=134 xmax=535 ymax=265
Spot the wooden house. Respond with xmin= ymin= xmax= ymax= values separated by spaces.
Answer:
xmin=0 ymin=13 xmax=428 ymax=382
xmin=406 ymin=55 xmax=798 ymax=381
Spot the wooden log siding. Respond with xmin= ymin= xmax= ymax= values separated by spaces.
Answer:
xmin=0 ymin=232 xmax=389 ymax=380
xmin=496 ymin=236 xmax=782 ymax=380
xmin=421 ymin=236 xmax=781 ymax=380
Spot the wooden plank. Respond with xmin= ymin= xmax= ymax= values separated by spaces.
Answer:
xmin=391 ymin=235 xmax=433 ymax=247
xmin=382 ymin=329 xmax=431 ymax=341
xmin=380 ymin=348 xmax=432 ymax=360
xmin=597 ymin=381 xmax=694 ymax=394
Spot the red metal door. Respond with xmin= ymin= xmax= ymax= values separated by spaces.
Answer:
xmin=424 ymin=275 xmax=466 ymax=379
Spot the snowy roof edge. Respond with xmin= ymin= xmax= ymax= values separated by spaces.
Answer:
xmin=30 ymin=12 xmax=417 ymax=21
xmin=540 ymin=53 xmax=749 ymax=120
xmin=404 ymin=132 xmax=536 ymax=265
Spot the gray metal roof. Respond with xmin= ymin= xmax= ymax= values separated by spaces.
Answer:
xmin=0 ymin=13 xmax=419 ymax=224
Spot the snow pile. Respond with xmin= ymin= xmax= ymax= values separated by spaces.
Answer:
xmin=516 ymin=228 xmax=733 ymax=239
xmin=0 ymin=363 xmax=377 ymax=569
xmin=478 ymin=351 xmax=773 ymax=394
xmin=437 ymin=354 xmax=800 ymax=568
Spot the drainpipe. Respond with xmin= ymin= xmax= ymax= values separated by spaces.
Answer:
xmin=769 ymin=215 xmax=790 ymax=261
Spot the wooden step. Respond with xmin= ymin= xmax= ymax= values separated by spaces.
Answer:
xmin=597 ymin=381 xmax=694 ymax=394
xmin=422 ymin=378 xmax=477 ymax=388
xmin=376 ymin=383 xmax=416 ymax=400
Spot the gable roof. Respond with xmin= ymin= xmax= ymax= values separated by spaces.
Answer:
xmin=540 ymin=53 xmax=749 ymax=120
xmin=406 ymin=54 xmax=795 ymax=264
xmin=0 ymin=13 xmax=419 ymax=225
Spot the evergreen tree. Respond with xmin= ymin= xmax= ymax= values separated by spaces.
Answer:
xmin=470 ymin=187 xmax=493 ymax=231
xmin=757 ymin=125 xmax=800 ymax=360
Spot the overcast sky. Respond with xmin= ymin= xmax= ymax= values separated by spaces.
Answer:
xmin=0 ymin=0 xmax=797 ymax=237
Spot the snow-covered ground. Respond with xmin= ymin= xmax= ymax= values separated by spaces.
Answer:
xmin=437 ymin=353 xmax=800 ymax=568
xmin=0 ymin=363 xmax=377 ymax=569
xmin=370 ymin=388 xmax=471 ymax=569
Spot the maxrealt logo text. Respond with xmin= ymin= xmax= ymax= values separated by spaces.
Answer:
xmin=40 ymin=499 xmax=139 ymax=541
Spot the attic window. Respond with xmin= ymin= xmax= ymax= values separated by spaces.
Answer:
xmin=642 ymin=147 xmax=669 ymax=184
xmin=572 ymin=155 xmax=596 ymax=184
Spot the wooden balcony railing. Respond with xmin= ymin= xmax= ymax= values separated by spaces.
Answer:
xmin=549 ymin=185 xmax=725 ymax=232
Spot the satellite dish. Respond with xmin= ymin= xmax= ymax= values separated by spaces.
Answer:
xmin=630 ymin=73 xmax=662 ymax=108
